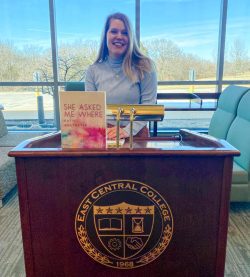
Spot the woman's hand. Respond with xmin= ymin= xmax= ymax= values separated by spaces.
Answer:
xmin=107 ymin=126 xmax=129 ymax=140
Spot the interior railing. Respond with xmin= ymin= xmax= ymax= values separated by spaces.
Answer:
xmin=150 ymin=92 xmax=220 ymax=136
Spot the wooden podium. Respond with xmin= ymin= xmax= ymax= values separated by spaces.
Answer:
xmin=9 ymin=130 xmax=239 ymax=277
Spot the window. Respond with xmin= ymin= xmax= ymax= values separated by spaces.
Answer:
xmin=224 ymin=0 xmax=250 ymax=80
xmin=55 ymin=0 xmax=135 ymax=82
xmin=141 ymin=0 xmax=220 ymax=82
xmin=0 ymin=0 xmax=54 ymax=129
xmin=0 ymin=0 xmax=249 ymax=132
xmin=1 ymin=86 xmax=55 ymax=130
xmin=0 ymin=0 xmax=52 ymax=82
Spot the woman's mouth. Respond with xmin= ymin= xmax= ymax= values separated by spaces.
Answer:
xmin=112 ymin=41 xmax=126 ymax=47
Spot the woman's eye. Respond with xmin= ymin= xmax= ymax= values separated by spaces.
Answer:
xmin=110 ymin=30 xmax=118 ymax=34
xmin=109 ymin=29 xmax=128 ymax=36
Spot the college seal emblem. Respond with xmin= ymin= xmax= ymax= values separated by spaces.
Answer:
xmin=75 ymin=180 xmax=173 ymax=269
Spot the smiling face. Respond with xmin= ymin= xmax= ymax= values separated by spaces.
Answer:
xmin=106 ymin=19 xmax=129 ymax=59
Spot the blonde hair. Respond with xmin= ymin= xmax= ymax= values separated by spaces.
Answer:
xmin=95 ymin=12 xmax=153 ymax=83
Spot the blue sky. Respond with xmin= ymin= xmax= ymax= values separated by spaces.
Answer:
xmin=1 ymin=0 xmax=250 ymax=60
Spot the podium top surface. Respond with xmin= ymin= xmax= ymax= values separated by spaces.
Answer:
xmin=8 ymin=129 xmax=240 ymax=158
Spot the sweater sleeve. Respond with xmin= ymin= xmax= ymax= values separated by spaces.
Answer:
xmin=123 ymin=70 xmax=157 ymax=136
xmin=85 ymin=66 xmax=97 ymax=91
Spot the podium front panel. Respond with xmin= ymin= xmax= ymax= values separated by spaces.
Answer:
xmin=9 ymin=132 xmax=239 ymax=277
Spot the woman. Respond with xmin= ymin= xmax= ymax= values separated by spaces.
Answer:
xmin=85 ymin=12 xmax=157 ymax=139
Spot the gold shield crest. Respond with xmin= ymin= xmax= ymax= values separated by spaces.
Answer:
xmin=75 ymin=180 xmax=173 ymax=269
xmin=93 ymin=202 xmax=154 ymax=259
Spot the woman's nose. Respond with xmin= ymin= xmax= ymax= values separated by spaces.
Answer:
xmin=116 ymin=32 xmax=123 ymax=39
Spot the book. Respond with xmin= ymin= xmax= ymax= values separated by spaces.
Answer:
xmin=59 ymin=91 xmax=106 ymax=149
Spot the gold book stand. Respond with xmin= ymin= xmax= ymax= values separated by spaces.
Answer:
xmin=107 ymin=104 xmax=165 ymax=149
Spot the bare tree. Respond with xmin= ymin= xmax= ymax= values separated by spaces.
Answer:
xmin=37 ymin=40 xmax=98 ymax=95
xmin=1 ymin=37 xmax=246 ymax=93
xmin=143 ymin=38 xmax=215 ymax=81
xmin=0 ymin=41 xmax=22 ymax=83
xmin=229 ymin=39 xmax=249 ymax=76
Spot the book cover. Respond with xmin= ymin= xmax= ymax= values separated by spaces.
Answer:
xmin=59 ymin=91 xmax=106 ymax=149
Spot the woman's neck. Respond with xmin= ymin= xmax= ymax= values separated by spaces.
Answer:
xmin=107 ymin=55 xmax=124 ymax=66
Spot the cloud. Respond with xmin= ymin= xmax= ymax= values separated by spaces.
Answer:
xmin=141 ymin=0 xmax=192 ymax=2
xmin=142 ymin=19 xmax=218 ymax=44
xmin=27 ymin=28 xmax=50 ymax=33
xmin=141 ymin=16 xmax=250 ymax=59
